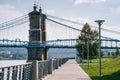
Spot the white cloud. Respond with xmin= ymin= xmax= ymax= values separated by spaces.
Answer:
xmin=45 ymin=9 xmax=55 ymax=15
xmin=68 ymin=17 xmax=89 ymax=23
xmin=110 ymin=7 xmax=120 ymax=14
xmin=74 ymin=0 xmax=106 ymax=5
xmin=0 ymin=4 xmax=23 ymax=23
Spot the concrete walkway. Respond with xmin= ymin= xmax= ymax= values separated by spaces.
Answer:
xmin=43 ymin=59 xmax=91 ymax=80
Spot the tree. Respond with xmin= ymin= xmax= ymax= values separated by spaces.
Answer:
xmin=75 ymin=23 xmax=98 ymax=59
xmin=108 ymin=52 xmax=110 ymax=56
xmin=115 ymin=47 xmax=119 ymax=56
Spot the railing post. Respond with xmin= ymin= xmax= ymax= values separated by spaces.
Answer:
xmin=59 ymin=58 xmax=62 ymax=67
xmin=48 ymin=59 xmax=53 ymax=74
xmin=1 ymin=68 xmax=4 ymax=80
xmin=0 ymin=72 xmax=2 ymax=80
xmin=18 ymin=65 xmax=23 ymax=80
xmin=7 ymin=67 xmax=10 ymax=80
xmin=62 ymin=58 xmax=64 ymax=64
xmin=12 ymin=66 xmax=16 ymax=80
xmin=56 ymin=59 xmax=59 ymax=69
xmin=32 ymin=60 xmax=38 ymax=80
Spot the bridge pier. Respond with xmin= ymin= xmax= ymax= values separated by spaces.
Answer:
xmin=27 ymin=5 xmax=48 ymax=61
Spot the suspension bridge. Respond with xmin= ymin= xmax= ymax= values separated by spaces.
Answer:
xmin=0 ymin=5 xmax=120 ymax=80
xmin=0 ymin=8 xmax=120 ymax=50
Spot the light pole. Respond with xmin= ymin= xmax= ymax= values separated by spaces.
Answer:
xmin=86 ymin=34 xmax=90 ymax=69
xmin=95 ymin=20 xmax=105 ymax=76
xmin=87 ymin=38 xmax=89 ymax=69
xmin=82 ymin=44 xmax=84 ymax=61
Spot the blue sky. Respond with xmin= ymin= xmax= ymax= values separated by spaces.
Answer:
xmin=0 ymin=0 xmax=120 ymax=39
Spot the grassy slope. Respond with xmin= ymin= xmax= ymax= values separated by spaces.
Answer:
xmin=80 ymin=57 xmax=120 ymax=80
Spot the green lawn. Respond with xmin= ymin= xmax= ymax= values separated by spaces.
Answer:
xmin=78 ymin=57 xmax=120 ymax=80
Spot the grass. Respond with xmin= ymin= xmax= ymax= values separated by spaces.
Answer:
xmin=0 ymin=57 xmax=8 ymax=60
xmin=77 ymin=57 xmax=120 ymax=80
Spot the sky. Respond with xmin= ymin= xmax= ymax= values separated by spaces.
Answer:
xmin=0 ymin=0 xmax=120 ymax=40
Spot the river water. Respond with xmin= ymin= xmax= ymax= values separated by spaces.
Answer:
xmin=0 ymin=48 xmax=77 ymax=67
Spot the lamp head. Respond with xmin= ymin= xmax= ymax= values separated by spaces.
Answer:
xmin=95 ymin=20 xmax=105 ymax=26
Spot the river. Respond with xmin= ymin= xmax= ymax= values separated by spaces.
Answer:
xmin=0 ymin=48 xmax=77 ymax=67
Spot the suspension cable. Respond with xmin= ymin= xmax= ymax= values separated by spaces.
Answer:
xmin=47 ymin=18 xmax=116 ymax=40
xmin=0 ymin=15 xmax=29 ymax=31
xmin=47 ymin=18 xmax=81 ymax=32
xmin=47 ymin=14 xmax=120 ymax=34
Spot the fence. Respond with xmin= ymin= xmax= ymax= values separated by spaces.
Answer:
xmin=0 ymin=58 xmax=69 ymax=80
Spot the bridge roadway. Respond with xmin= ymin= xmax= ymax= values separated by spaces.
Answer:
xmin=43 ymin=59 xmax=91 ymax=80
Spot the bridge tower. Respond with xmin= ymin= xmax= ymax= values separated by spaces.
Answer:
xmin=27 ymin=4 xmax=48 ymax=61
xmin=40 ymin=6 xmax=48 ymax=60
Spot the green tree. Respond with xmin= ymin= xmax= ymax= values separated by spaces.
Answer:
xmin=115 ymin=48 xmax=119 ymax=56
xmin=108 ymin=52 xmax=110 ymax=56
xmin=75 ymin=23 xmax=98 ymax=59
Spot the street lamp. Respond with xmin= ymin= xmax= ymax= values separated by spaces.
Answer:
xmin=78 ymin=40 xmax=85 ymax=64
xmin=86 ymin=35 xmax=90 ymax=69
xmin=87 ymin=38 xmax=90 ymax=69
xmin=95 ymin=20 xmax=105 ymax=76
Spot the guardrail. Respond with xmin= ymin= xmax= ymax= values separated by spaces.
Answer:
xmin=0 ymin=62 xmax=32 ymax=80
xmin=0 ymin=58 xmax=69 ymax=80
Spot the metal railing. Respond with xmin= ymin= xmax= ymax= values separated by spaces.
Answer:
xmin=0 ymin=62 xmax=32 ymax=80
xmin=0 ymin=58 xmax=69 ymax=80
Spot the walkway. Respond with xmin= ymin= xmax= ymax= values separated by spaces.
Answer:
xmin=43 ymin=59 xmax=91 ymax=80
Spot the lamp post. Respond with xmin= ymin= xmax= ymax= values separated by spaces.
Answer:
xmin=78 ymin=40 xmax=84 ymax=64
xmin=87 ymin=38 xmax=89 ymax=69
xmin=95 ymin=20 xmax=105 ymax=76
xmin=86 ymin=35 xmax=90 ymax=69
xmin=82 ymin=43 xmax=84 ymax=61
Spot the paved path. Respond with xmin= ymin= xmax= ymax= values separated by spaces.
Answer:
xmin=43 ymin=59 xmax=91 ymax=80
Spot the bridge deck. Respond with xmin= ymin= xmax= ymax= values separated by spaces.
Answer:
xmin=43 ymin=59 xmax=91 ymax=80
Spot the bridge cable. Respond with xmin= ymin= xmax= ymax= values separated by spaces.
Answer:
xmin=0 ymin=15 xmax=29 ymax=31
xmin=47 ymin=14 xmax=120 ymax=35
xmin=47 ymin=18 xmax=115 ymax=40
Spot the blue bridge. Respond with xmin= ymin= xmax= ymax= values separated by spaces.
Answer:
xmin=0 ymin=39 xmax=120 ymax=49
